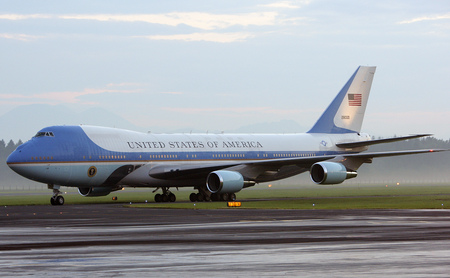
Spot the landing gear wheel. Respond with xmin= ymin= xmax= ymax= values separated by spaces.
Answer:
xmin=220 ymin=193 xmax=229 ymax=201
xmin=49 ymin=185 xmax=64 ymax=206
xmin=51 ymin=196 xmax=64 ymax=206
xmin=211 ymin=193 xmax=219 ymax=201
xmin=196 ymin=193 xmax=204 ymax=202
xmin=229 ymin=193 xmax=236 ymax=201
xmin=169 ymin=193 xmax=176 ymax=202
xmin=56 ymin=195 xmax=64 ymax=205
xmin=190 ymin=193 xmax=197 ymax=202
xmin=155 ymin=194 xmax=162 ymax=203
xmin=162 ymin=194 xmax=169 ymax=202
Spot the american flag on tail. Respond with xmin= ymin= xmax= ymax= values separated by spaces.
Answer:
xmin=348 ymin=94 xmax=362 ymax=106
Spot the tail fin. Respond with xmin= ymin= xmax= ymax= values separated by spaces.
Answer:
xmin=307 ymin=66 xmax=376 ymax=134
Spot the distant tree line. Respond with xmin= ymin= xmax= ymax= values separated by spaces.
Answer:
xmin=347 ymin=137 xmax=450 ymax=184
xmin=0 ymin=140 xmax=24 ymax=187
xmin=0 ymin=139 xmax=23 ymax=159
xmin=370 ymin=136 xmax=450 ymax=152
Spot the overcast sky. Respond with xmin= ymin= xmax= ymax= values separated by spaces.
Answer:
xmin=1 ymin=0 xmax=449 ymax=140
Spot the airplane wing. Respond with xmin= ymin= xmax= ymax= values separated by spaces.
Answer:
xmin=147 ymin=149 xmax=448 ymax=180
xmin=335 ymin=134 xmax=432 ymax=148
xmin=246 ymin=149 xmax=447 ymax=167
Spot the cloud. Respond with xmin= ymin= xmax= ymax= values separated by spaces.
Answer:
xmin=0 ymin=86 xmax=142 ymax=106
xmin=0 ymin=12 xmax=278 ymax=31
xmin=136 ymin=32 xmax=255 ymax=43
xmin=0 ymin=12 xmax=306 ymax=43
xmin=0 ymin=33 xmax=43 ymax=41
xmin=261 ymin=1 xmax=311 ymax=9
xmin=0 ymin=14 xmax=51 ymax=20
xmin=66 ymin=12 xmax=278 ymax=30
xmin=398 ymin=13 xmax=450 ymax=24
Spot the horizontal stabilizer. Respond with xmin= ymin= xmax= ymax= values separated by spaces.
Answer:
xmin=336 ymin=134 xmax=433 ymax=149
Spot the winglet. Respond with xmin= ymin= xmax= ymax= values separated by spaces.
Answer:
xmin=308 ymin=66 xmax=376 ymax=134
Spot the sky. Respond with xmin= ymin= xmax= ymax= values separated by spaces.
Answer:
xmin=1 ymin=0 xmax=449 ymax=140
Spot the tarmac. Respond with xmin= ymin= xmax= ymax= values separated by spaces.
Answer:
xmin=1 ymin=204 xmax=450 ymax=277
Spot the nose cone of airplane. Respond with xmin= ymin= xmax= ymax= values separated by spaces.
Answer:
xmin=7 ymin=146 xmax=22 ymax=166
xmin=6 ymin=143 xmax=31 ymax=175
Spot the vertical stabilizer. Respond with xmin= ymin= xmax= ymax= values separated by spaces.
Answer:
xmin=307 ymin=66 xmax=376 ymax=134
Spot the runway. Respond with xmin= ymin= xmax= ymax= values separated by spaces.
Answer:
xmin=1 ymin=205 xmax=450 ymax=277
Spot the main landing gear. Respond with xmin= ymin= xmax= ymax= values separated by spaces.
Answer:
xmin=154 ymin=187 xmax=176 ymax=203
xmin=189 ymin=191 xmax=237 ymax=202
xmin=49 ymin=185 xmax=65 ymax=206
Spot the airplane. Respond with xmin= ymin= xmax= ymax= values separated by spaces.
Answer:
xmin=6 ymin=66 xmax=447 ymax=205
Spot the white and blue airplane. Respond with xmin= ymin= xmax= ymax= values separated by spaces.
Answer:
xmin=7 ymin=66 xmax=446 ymax=205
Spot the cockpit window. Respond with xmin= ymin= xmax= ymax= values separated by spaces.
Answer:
xmin=34 ymin=131 xmax=54 ymax=138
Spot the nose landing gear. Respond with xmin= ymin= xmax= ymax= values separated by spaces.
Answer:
xmin=49 ymin=185 xmax=65 ymax=206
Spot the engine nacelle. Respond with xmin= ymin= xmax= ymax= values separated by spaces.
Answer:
xmin=206 ymin=170 xmax=244 ymax=194
xmin=78 ymin=186 xmax=122 ymax=197
xmin=310 ymin=162 xmax=357 ymax=184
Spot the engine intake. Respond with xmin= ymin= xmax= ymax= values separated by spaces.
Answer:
xmin=310 ymin=162 xmax=357 ymax=184
xmin=206 ymin=170 xmax=245 ymax=194
xmin=78 ymin=186 xmax=122 ymax=197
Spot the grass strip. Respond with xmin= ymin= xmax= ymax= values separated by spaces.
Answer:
xmin=1 ymin=185 xmax=450 ymax=209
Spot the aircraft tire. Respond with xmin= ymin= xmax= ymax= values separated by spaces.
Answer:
xmin=211 ymin=193 xmax=219 ymax=201
xmin=51 ymin=196 xmax=64 ymax=206
xmin=57 ymin=196 xmax=65 ymax=205
xmin=229 ymin=193 xmax=236 ymax=201
xmin=162 ymin=194 xmax=169 ymax=202
xmin=196 ymin=193 xmax=204 ymax=202
xmin=169 ymin=193 xmax=176 ymax=202
xmin=154 ymin=194 xmax=162 ymax=203
xmin=189 ymin=193 xmax=197 ymax=202
xmin=220 ymin=193 xmax=229 ymax=201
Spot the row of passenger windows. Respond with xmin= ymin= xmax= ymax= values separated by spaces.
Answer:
xmin=273 ymin=153 xmax=314 ymax=158
xmin=30 ymin=153 xmax=315 ymax=161
xmin=141 ymin=154 xmax=178 ymax=159
xmin=212 ymin=153 xmax=245 ymax=158
xmin=98 ymin=155 xmax=126 ymax=160
xmin=31 ymin=156 xmax=53 ymax=161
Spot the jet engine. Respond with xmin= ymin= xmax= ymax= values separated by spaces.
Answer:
xmin=78 ymin=186 xmax=122 ymax=197
xmin=206 ymin=170 xmax=245 ymax=194
xmin=310 ymin=162 xmax=357 ymax=184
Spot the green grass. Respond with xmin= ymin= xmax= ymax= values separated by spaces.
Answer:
xmin=1 ymin=184 xmax=450 ymax=209
xmin=130 ymin=195 xmax=450 ymax=210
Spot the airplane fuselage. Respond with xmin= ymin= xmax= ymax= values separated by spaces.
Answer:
xmin=7 ymin=125 xmax=369 ymax=189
